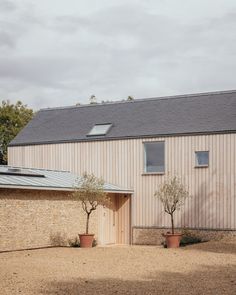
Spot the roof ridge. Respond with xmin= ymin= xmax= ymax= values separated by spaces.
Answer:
xmin=39 ymin=89 xmax=236 ymax=112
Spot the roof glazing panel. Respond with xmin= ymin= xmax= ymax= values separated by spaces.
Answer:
xmin=87 ymin=123 xmax=112 ymax=136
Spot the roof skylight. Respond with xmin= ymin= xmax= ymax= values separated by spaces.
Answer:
xmin=0 ymin=167 xmax=45 ymax=178
xmin=87 ymin=123 xmax=112 ymax=136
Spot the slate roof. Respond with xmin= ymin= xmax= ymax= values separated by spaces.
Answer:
xmin=0 ymin=166 xmax=133 ymax=193
xmin=9 ymin=90 xmax=236 ymax=146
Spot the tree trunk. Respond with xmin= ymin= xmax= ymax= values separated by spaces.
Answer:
xmin=86 ymin=213 xmax=90 ymax=234
xmin=171 ymin=213 xmax=174 ymax=234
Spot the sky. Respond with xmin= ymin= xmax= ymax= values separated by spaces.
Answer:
xmin=0 ymin=0 xmax=236 ymax=110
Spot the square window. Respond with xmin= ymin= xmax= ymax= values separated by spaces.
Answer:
xmin=144 ymin=142 xmax=165 ymax=173
xmin=195 ymin=151 xmax=209 ymax=167
xmin=87 ymin=123 xmax=112 ymax=136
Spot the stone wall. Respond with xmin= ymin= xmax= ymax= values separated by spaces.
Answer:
xmin=0 ymin=188 xmax=98 ymax=251
xmin=132 ymin=227 xmax=236 ymax=245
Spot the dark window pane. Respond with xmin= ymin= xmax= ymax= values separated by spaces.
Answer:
xmin=145 ymin=142 xmax=165 ymax=173
xmin=196 ymin=151 xmax=209 ymax=166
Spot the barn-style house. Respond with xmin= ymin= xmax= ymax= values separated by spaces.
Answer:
xmin=3 ymin=90 xmax=236 ymax=249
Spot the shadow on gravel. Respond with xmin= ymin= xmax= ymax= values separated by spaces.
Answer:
xmin=42 ymin=265 xmax=236 ymax=295
xmin=183 ymin=240 xmax=236 ymax=255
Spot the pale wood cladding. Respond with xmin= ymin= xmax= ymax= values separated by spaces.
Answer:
xmin=8 ymin=133 xmax=236 ymax=230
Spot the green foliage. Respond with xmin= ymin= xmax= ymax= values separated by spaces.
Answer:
xmin=73 ymin=172 xmax=110 ymax=234
xmin=155 ymin=176 xmax=189 ymax=215
xmin=155 ymin=176 xmax=189 ymax=233
xmin=180 ymin=228 xmax=203 ymax=246
xmin=92 ymin=239 xmax=97 ymax=247
xmin=68 ymin=236 xmax=80 ymax=247
xmin=180 ymin=235 xmax=202 ymax=246
xmin=89 ymin=95 xmax=97 ymax=104
xmin=127 ymin=96 xmax=134 ymax=101
xmin=161 ymin=235 xmax=202 ymax=248
xmin=0 ymin=100 xmax=33 ymax=164
xmin=73 ymin=172 xmax=109 ymax=208
xmin=68 ymin=236 xmax=97 ymax=248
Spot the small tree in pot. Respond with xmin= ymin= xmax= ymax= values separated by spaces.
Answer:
xmin=73 ymin=172 xmax=110 ymax=248
xmin=154 ymin=176 xmax=189 ymax=248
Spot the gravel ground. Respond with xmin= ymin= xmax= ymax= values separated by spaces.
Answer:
xmin=0 ymin=238 xmax=236 ymax=295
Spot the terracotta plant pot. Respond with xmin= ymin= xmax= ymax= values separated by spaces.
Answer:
xmin=164 ymin=233 xmax=182 ymax=248
xmin=79 ymin=234 xmax=94 ymax=248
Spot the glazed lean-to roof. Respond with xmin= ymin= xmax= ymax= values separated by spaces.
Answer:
xmin=0 ymin=166 xmax=133 ymax=193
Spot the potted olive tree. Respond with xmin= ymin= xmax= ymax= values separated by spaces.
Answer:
xmin=154 ymin=176 xmax=189 ymax=248
xmin=73 ymin=172 xmax=110 ymax=248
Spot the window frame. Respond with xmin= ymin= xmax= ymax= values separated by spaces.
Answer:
xmin=143 ymin=141 xmax=165 ymax=175
xmin=195 ymin=150 xmax=209 ymax=168
xmin=87 ymin=123 xmax=113 ymax=137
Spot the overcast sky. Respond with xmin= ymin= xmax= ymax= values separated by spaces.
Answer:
xmin=0 ymin=0 xmax=236 ymax=110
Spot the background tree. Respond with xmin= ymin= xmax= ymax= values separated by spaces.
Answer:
xmin=0 ymin=100 xmax=33 ymax=164
xmin=155 ymin=176 xmax=189 ymax=234
xmin=127 ymin=95 xmax=134 ymax=101
xmin=73 ymin=172 xmax=110 ymax=234
xmin=89 ymin=95 xmax=97 ymax=104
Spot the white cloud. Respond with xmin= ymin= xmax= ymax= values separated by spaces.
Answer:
xmin=0 ymin=0 xmax=236 ymax=109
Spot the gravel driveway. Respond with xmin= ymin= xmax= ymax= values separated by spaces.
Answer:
xmin=0 ymin=238 xmax=236 ymax=295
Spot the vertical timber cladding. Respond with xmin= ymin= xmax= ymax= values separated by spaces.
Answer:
xmin=8 ymin=133 xmax=236 ymax=230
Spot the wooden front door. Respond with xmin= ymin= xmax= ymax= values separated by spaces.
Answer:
xmin=100 ymin=195 xmax=117 ymax=245
xmin=98 ymin=194 xmax=131 ymax=245
xmin=116 ymin=194 xmax=131 ymax=244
